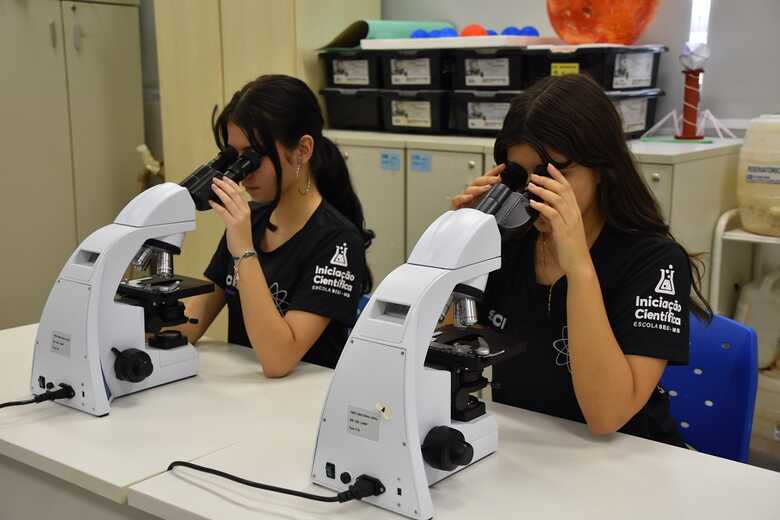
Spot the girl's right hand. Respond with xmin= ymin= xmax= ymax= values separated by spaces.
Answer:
xmin=451 ymin=163 xmax=505 ymax=209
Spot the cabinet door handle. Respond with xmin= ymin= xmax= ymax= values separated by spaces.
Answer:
xmin=49 ymin=21 xmax=57 ymax=49
xmin=651 ymin=173 xmax=661 ymax=182
xmin=467 ymin=160 xmax=476 ymax=169
xmin=73 ymin=23 xmax=84 ymax=51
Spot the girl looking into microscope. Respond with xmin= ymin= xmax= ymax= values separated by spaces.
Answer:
xmin=452 ymin=74 xmax=711 ymax=446
xmin=176 ymin=75 xmax=373 ymax=378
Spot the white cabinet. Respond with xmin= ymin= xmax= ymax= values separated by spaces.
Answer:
xmin=406 ymin=149 xmax=483 ymax=256
xmin=325 ymin=131 xmax=741 ymax=304
xmin=0 ymin=0 xmax=143 ymax=330
xmin=339 ymin=142 xmax=406 ymax=286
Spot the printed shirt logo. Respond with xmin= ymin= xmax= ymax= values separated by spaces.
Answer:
xmin=552 ymin=325 xmax=571 ymax=372
xmin=269 ymin=282 xmax=289 ymax=312
xmin=313 ymin=242 xmax=355 ymax=299
xmin=330 ymin=242 xmax=349 ymax=267
xmin=488 ymin=309 xmax=508 ymax=330
xmin=634 ymin=264 xmax=682 ymax=334
xmin=655 ymin=264 xmax=676 ymax=295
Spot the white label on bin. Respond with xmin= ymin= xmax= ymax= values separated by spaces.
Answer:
xmin=347 ymin=406 xmax=381 ymax=442
xmin=746 ymin=165 xmax=780 ymax=184
xmin=614 ymin=98 xmax=648 ymax=133
xmin=465 ymin=58 xmax=510 ymax=86
xmin=467 ymin=101 xmax=511 ymax=130
xmin=333 ymin=59 xmax=370 ymax=86
xmin=390 ymin=58 xmax=431 ymax=85
xmin=391 ymin=100 xmax=432 ymax=128
xmin=613 ymin=53 xmax=654 ymax=88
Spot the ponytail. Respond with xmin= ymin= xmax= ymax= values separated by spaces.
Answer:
xmin=213 ymin=74 xmax=374 ymax=294
xmin=311 ymin=136 xmax=375 ymax=293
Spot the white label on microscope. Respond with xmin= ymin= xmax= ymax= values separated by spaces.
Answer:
xmin=51 ymin=331 xmax=71 ymax=357
xmin=347 ymin=406 xmax=381 ymax=442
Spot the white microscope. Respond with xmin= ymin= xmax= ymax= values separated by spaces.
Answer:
xmin=312 ymin=163 xmax=537 ymax=519
xmin=30 ymin=148 xmax=258 ymax=417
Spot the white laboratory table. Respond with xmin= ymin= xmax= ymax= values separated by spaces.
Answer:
xmin=3 ymin=324 xmax=780 ymax=520
xmin=0 ymin=323 xmax=331 ymax=520
xmin=128 ymin=384 xmax=780 ymax=517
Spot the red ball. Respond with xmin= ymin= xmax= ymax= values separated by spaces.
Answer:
xmin=460 ymin=24 xmax=487 ymax=37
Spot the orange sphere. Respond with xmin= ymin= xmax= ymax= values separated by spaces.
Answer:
xmin=460 ymin=24 xmax=488 ymax=37
xmin=546 ymin=0 xmax=659 ymax=44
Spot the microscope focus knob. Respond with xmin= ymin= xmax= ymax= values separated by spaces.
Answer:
xmin=421 ymin=426 xmax=474 ymax=471
xmin=111 ymin=347 xmax=154 ymax=383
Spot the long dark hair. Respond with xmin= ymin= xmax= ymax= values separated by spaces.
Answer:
xmin=494 ymin=74 xmax=711 ymax=320
xmin=212 ymin=74 xmax=373 ymax=293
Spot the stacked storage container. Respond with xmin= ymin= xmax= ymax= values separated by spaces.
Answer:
xmin=524 ymin=44 xmax=666 ymax=138
xmin=321 ymin=49 xmax=384 ymax=130
xmin=379 ymin=49 xmax=451 ymax=134
xmin=322 ymin=43 xmax=666 ymax=139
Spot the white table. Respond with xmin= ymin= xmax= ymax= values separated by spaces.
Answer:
xmin=0 ymin=324 xmax=330 ymax=520
xmin=3 ymin=324 xmax=779 ymax=520
xmin=128 ymin=402 xmax=780 ymax=520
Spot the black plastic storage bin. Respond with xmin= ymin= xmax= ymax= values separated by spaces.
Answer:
xmin=380 ymin=49 xmax=450 ymax=90
xmin=607 ymin=88 xmax=664 ymax=139
xmin=380 ymin=90 xmax=449 ymax=134
xmin=450 ymin=90 xmax=520 ymax=136
xmin=322 ymin=89 xmax=383 ymax=131
xmin=452 ymin=48 xmax=524 ymax=90
xmin=321 ymin=49 xmax=382 ymax=88
xmin=523 ymin=45 xmax=665 ymax=90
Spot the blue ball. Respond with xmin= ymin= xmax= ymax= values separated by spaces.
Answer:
xmin=501 ymin=26 xmax=522 ymax=36
xmin=518 ymin=25 xmax=540 ymax=36
xmin=486 ymin=29 xmax=498 ymax=36
xmin=410 ymin=29 xmax=429 ymax=38
xmin=438 ymin=27 xmax=458 ymax=37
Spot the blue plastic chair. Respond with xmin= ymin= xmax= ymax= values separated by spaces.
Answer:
xmin=660 ymin=314 xmax=758 ymax=462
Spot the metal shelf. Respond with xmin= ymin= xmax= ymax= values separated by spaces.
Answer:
xmin=723 ymin=228 xmax=780 ymax=246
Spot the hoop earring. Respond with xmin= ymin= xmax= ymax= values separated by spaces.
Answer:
xmin=296 ymin=162 xmax=311 ymax=195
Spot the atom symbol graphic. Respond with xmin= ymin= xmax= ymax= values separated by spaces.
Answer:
xmin=552 ymin=326 xmax=571 ymax=372
xmin=269 ymin=282 xmax=289 ymax=312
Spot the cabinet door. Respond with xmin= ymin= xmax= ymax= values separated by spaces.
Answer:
xmin=341 ymin=145 xmax=405 ymax=285
xmin=638 ymin=163 xmax=674 ymax=223
xmin=156 ymin=0 xmax=229 ymax=339
xmin=406 ymin=150 xmax=483 ymax=256
xmin=220 ymin=0 xmax=296 ymax=98
xmin=0 ymin=0 xmax=77 ymax=329
xmin=62 ymin=1 xmax=144 ymax=240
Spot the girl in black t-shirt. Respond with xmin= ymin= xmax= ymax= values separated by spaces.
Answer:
xmin=452 ymin=74 xmax=712 ymax=446
xmin=177 ymin=75 xmax=373 ymax=376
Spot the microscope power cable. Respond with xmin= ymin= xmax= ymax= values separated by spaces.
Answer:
xmin=0 ymin=384 xmax=76 ymax=410
xmin=167 ymin=461 xmax=385 ymax=504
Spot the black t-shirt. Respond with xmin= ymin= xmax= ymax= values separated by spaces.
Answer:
xmin=204 ymin=200 xmax=366 ymax=369
xmin=478 ymin=224 xmax=691 ymax=446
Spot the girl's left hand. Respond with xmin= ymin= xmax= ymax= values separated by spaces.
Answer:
xmin=209 ymin=176 xmax=254 ymax=258
xmin=527 ymin=164 xmax=591 ymax=276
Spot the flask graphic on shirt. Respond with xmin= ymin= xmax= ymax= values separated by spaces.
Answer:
xmin=330 ymin=242 xmax=349 ymax=267
xmin=654 ymin=264 xmax=676 ymax=296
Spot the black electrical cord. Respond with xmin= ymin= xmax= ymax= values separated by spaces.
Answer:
xmin=167 ymin=461 xmax=385 ymax=503
xmin=0 ymin=384 xmax=75 ymax=410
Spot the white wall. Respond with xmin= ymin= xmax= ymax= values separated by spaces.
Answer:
xmin=382 ymin=0 xmax=780 ymax=126
xmin=381 ymin=0 xmax=553 ymax=36
xmin=705 ymin=0 xmax=780 ymax=121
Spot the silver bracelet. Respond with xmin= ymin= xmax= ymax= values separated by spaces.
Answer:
xmin=232 ymin=250 xmax=258 ymax=288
